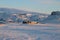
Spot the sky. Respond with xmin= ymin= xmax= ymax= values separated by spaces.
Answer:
xmin=0 ymin=0 xmax=60 ymax=14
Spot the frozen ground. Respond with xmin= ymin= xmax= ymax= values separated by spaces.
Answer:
xmin=0 ymin=23 xmax=60 ymax=40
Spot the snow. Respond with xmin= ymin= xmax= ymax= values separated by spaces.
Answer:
xmin=0 ymin=23 xmax=60 ymax=40
xmin=0 ymin=9 xmax=60 ymax=40
xmin=42 ymin=11 xmax=60 ymax=24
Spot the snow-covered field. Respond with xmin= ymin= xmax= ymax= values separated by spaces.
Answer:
xmin=0 ymin=23 xmax=60 ymax=40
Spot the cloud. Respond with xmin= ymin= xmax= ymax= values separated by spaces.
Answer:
xmin=17 ymin=7 xmax=41 ymax=13
xmin=42 ymin=0 xmax=60 ymax=5
xmin=30 ymin=0 xmax=60 ymax=5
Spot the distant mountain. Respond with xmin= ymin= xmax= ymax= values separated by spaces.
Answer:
xmin=1 ymin=8 xmax=60 ymax=24
xmin=0 ymin=8 xmax=35 ymax=14
xmin=0 ymin=8 xmax=49 ymax=15
xmin=0 ymin=8 xmax=48 ymax=24
xmin=42 ymin=11 xmax=60 ymax=24
xmin=0 ymin=8 xmax=27 ymax=14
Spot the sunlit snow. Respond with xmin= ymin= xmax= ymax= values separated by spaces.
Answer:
xmin=0 ymin=23 xmax=60 ymax=40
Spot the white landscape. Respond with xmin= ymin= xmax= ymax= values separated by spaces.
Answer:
xmin=0 ymin=8 xmax=60 ymax=40
xmin=0 ymin=0 xmax=60 ymax=40
xmin=0 ymin=23 xmax=60 ymax=40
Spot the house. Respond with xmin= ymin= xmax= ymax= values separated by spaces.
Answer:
xmin=23 ymin=20 xmax=38 ymax=24
xmin=28 ymin=21 xmax=38 ymax=24
xmin=7 ymin=18 xmax=14 ymax=23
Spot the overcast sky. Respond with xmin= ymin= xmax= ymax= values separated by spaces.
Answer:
xmin=0 ymin=0 xmax=60 ymax=14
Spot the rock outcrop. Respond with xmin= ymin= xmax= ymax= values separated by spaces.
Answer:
xmin=51 ymin=11 xmax=60 ymax=15
xmin=42 ymin=11 xmax=60 ymax=24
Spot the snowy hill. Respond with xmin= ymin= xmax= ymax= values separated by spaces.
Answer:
xmin=0 ymin=8 xmax=48 ymax=24
xmin=0 ymin=8 xmax=60 ymax=40
xmin=0 ymin=8 xmax=45 ymax=14
xmin=0 ymin=8 xmax=60 ymax=24
xmin=42 ymin=11 xmax=60 ymax=24
xmin=0 ymin=8 xmax=26 ymax=14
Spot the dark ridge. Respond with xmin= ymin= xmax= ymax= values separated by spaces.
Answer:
xmin=51 ymin=11 xmax=60 ymax=15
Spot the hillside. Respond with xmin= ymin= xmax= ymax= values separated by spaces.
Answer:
xmin=0 ymin=8 xmax=48 ymax=24
xmin=42 ymin=11 xmax=60 ymax=24
xmin=0 ymin=8 xmax=60 ymax=24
